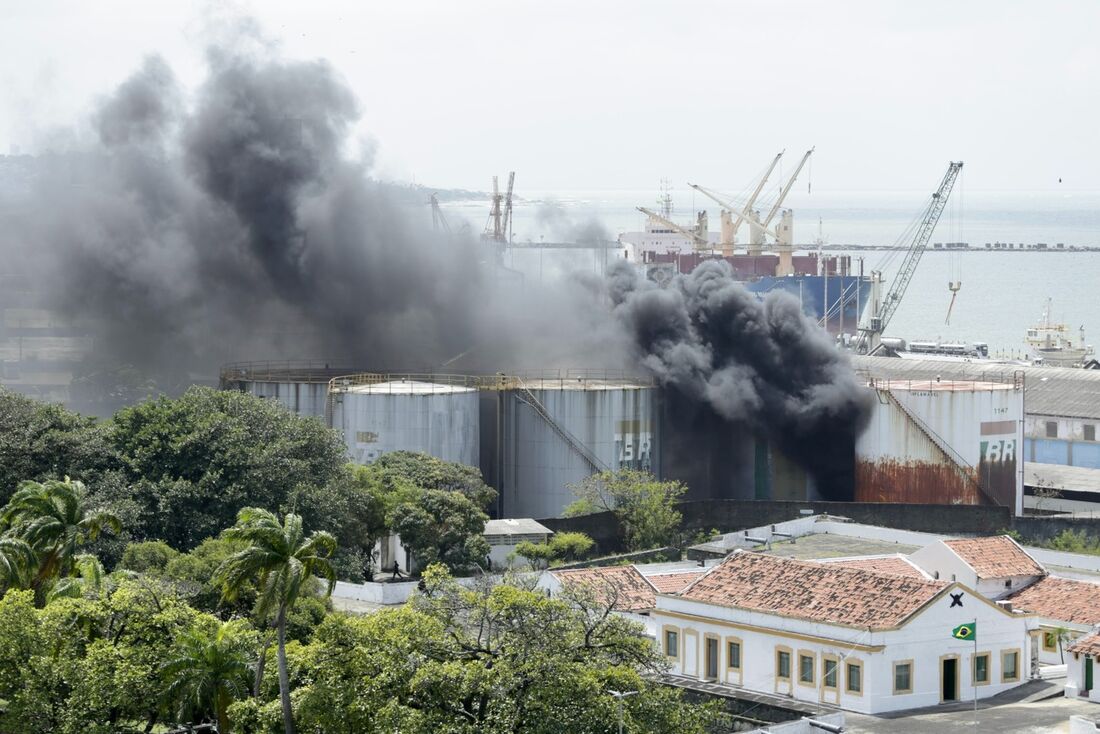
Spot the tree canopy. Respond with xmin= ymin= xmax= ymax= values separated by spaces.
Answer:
xmin=566 ymin=470 xmax=687 ymax=551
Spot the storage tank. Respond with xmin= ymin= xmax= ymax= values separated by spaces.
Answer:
xmin=855 ymin=376 xmax=1024 ymax=513
xmin=488 ymin=373 xmax=658 ymax=519
xmin=220 ymin=361 xmax=354 ymax=419
xmin=328 ymin=374 xmax=480 ymax=467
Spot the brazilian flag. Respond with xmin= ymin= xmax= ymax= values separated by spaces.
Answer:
xmin=952 ymin=623 xmax=976 ymax=640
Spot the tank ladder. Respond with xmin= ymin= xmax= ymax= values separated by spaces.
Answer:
xmin=880 ymin=387 xmax=997 ymax=506
xmin=513 ymin=383 xmax=610 ymax=474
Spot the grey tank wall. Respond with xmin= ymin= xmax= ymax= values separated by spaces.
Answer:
xmin=331 ymin=390 xmax=480 ymax=468
xmin=500 ymin=387 xmax=658 ymax=519
xmin=239 ymin=380 xmax=330 ymax=418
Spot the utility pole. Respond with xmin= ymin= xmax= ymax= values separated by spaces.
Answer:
xmin=607 ymin=689 xmax=638 ymax=734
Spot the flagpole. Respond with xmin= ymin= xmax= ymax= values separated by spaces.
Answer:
xmin=972 ymin=619 xmax=978 ymax=727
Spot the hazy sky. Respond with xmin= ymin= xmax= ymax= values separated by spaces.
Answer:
xmin=2 ymin=1 xmax=1097 ymax=192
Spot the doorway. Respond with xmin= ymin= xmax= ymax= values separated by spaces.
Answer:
xmin=705 ymin=636 xmax=719 ymax=680
xmin=942 ymin=657 xmax=959 ymax=702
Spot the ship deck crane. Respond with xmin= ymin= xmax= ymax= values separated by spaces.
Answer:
xmin=689 ymin=149 xmax=785 ymax=246
xmin=635 ymin=206 xmax=711 ymax=247
xmin=855 ymin=161 xmax=964 ymax=354
xmin=761 ymin=147 xmax=814 ymax=230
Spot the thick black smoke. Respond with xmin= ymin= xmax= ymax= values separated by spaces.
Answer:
xmin=1 ymin=35 xmax=623 ymax=409
xmin=608 ymin=259 xmax=873 ymax=499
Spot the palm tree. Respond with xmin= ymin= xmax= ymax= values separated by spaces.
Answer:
xmin=162 ymin=620 xmax=254 ymax=734
xmin=2 ymin=478 xmax=120 ymax=604
xmin=45 ymin=553 xmax=107 ymax=604
xmin=216 ymin=508 xmax=336 ymax=734
xmin=0 ymin=535 xmax=37 ymax=593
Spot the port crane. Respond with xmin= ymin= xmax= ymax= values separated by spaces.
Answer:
xmin=634 ymin=205 xmax=780 ymax=250
xmin=760 ymin=147 xmax=814 ymax=232
xmin=854 ymin=161 xmax=964 ymax=354
xmin=430 ymin=193 xmax=452 ymax=236
xmin=483 ymin=172 xmax=515 ymax=244
xmin=688 ymin=149 xmax=785 ymax=248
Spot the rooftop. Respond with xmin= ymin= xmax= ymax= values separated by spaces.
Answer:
xmin=347 ymin=379 xmax=477 ymax=395
xmin=1005 ymin=576 xmax=1100 ymax=625
xmin=818 ymin=554 xmax=931 ymax=580
xmin=943 ymin=536 xmax=1046 ymax=579
xmin=550 ymin=565 xmax=655 ymax=613
xmin=483 ymin=518 xmax=552 ymax=536
xmin=647 ymin=570 xmax=705 ymax=594
xmin=676 ymin=550 xmax=947 ymax=630
xmin=852 ymin=354 xmax=1100 ymax=420
xmin=1068 ymin=632 xmax=1100 ymax=657
xmin=1025 ymin=462 xmax=1100 ymax=494
xmin=756 ymin=534 xmax=922 ymax=561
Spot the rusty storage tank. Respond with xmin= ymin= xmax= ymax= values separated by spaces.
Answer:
xmin=219 ymin=361 xmax=354 ymax=419
xmin=484 ymin=371 xmax=658 ymax=519
xmin=855 ymin=374 xmax=1024 ymax=513
xmin=327 ymin=374 xmax=480 ymax=467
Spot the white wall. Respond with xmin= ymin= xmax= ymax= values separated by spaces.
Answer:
xmin=653 ymin=584 xmax=1033 ymax=714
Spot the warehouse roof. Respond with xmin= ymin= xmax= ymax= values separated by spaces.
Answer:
xmin=676 ymin=551 xmax=947 ymax=630
xmin=1025 ymin=463 xmax=1100 ymax=494
xmin=942 ymin=536 xmax=1046 ymax=579
xmin=483 ymin=518 xmax=552 ymax=537
xmin=1006 ymin=576 xmax=1100 ymax=625
xmin=852 ymin=355 xmax=1100 ymax=419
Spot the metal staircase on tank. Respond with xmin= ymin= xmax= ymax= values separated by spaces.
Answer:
xmin=513 ymin=382 xmax=610 ymax=474
xmin=879 ymin=386 xmax=998 ymax=506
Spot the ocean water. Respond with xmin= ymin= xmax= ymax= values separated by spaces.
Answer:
xmin=439 ymin=189 xmax=1100 ymax=355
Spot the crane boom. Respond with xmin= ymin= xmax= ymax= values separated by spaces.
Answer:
xmin=636 ymin=206 xmax=707 ymax=246
xmin=856 ymin=161 xmax=964 ymax=353
xmin=687 ymin=182 xmax=781 ymax=241
xmin=689 ymin=149 xmax=783 ymax=238
xmin=501 ymin=172 xmax=515 ymax=243
xmin=762 ymin=147 xmax=814 ymax=227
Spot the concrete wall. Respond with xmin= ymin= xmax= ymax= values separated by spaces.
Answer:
xmin=539 ymin=500 xmax=1012 ymax=554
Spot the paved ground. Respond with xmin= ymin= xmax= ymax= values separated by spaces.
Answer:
xmin=759 ymin=534 xmax=921 ymax=561
xmin=845 ymin=693 xmax=1097 ymax=733
xmin=330 ymin=596 xmax=385 ymax=614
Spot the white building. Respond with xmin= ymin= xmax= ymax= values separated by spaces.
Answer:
xmin=908 ymin=536 xmax=1046 ymax=600
xmin=651 ymin=550 xmax=1034 ymax=714
xmin=483 ymin=518 xmax=552 ymax=569
xmin=1066 ymin=632 xmax=1100 ymax=702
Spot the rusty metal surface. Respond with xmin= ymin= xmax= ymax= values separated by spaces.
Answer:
xmin=855 ymin=459 xmax=985 ymax=505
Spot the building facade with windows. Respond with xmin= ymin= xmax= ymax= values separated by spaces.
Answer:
xmin=651 ymin=551 xmax=1034 ymax=714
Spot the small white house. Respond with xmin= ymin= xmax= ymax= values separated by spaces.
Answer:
xmin=1066 ymin=632 xmax=1100 ymax=702
xmin=908 ymin=536 xmax=1046 ymax=599
xmin=483 ymin=518 xmax=552 ymax=569
xmin=652 ymin=550 xmax=1034 ymax=714
xmin=1007 ymin=576 xmax=1100 ymax=665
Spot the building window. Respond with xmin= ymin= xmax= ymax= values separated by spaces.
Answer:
xmin=1042 ymin=632 xmax=1058 ymax=653
xmin=664 ymin=629 xmax=679 ymax=659
xmin=1002 ymin=650 xmax=1020 ymax=682
xmin=894 ymin=661 xmax=913 ymax=694
xmin=973 ymin=653 xmax=990 ymax=685
xmin=823 ymin=657 xmax=838 ymax=689
xmin=1046 ymin=421 xmax=1058 ymax=438
xmin=799 ymin=653 xmax=815 ymax=685
xmin=1086 ymin=424 xmax=1096 ymax=442
xmin=846 ymin=661 xmax=863 ymax=694
xmin=1004 ymin=579 xmax=1012 ymax=589
xmin=776 ymin=649 xmax=791 ymax=680
xmin=727 ymin=640 xmax=741 ymax=670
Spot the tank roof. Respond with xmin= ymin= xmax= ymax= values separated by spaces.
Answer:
xmin=344 ymin=379 xmax=477 ymax=395
xmin=871 ymin=378 xmax=1015 ymax=392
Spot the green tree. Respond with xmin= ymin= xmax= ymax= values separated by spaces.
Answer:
xmin=372 ymin=450 xmax=497 ymax=510
xmin=118 ymin=539 xmax=179 ymax=574
xmin=163 ymin=618 xmax=255 ymax=733
xmin=109 ymin=387 xmax=347 ymax=549
xmin=216 ymin=509 xmax=336 ymax=734
xmin=278 ymin=566 xmax=723 ymax=733
xmin=388 ymin=489 xmax=490 ymax=572
xmin=0 ymin=535 xmax=37 ymax=592
xmin=0 ymin=388 xmax=119 ymax=506
xmin=516 ymin=531 xmax=595 ymax=568
xmin=2 ymin=477 xmax=120 ymax=604
xmin=566 ymin=470 xmax=686 ymax=551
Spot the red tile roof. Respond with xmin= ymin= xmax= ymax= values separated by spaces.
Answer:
xmin=820 ymin=555 xmax=928 ymax=580
xmin=942 ymin=536 xmax=1045 ymax=579
xmin=678 ymin=551 xmax=947 ymax=630
xmin=647 ymin=570 xmax=705 ymax=594
xmin=1068 ymin=632 xmax=1100 ymax=657
xmin=1005 ymin=576 xmax=1100 ymax=625
xmin=552 ymin=566 xmax=656 ymax=612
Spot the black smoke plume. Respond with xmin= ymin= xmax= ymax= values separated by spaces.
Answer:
xmin=608 ymin=259 xmax=873 ymax=499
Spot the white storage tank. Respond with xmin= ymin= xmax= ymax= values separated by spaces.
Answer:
xmin=220 ymin=361 xmax=352 ymax=419
xmin=855 ymin=376 xmax=1024 ymax=513
xmin=492 ymin=373 xmax=658 ymax=519
xmin=328 ymin=374 xmax=480 ymax=468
